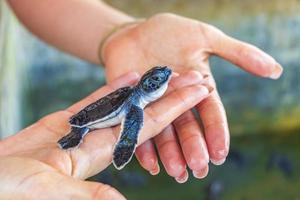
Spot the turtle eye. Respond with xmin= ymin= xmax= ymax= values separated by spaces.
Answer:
xmin=152 ymin=76 xmax=161 ymax=81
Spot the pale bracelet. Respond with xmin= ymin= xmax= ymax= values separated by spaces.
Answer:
xmin=98 ymin=19 xmax=145 ymax=65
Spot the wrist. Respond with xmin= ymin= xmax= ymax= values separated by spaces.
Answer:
xmin=98 ymin=19 xmax=145 ymax=66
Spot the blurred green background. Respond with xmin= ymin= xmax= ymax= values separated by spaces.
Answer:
xmin=0 ymin=0 xmax=299 ymax=199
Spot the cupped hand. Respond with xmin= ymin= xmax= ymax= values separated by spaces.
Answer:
xmin=0 ymin=71 xmax=211 ymax=199
xmin=101 ymin=13 xmax=283 ymax=182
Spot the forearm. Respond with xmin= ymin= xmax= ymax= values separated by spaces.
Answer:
xmin=7 ymin=0 xmax=134 ymax=63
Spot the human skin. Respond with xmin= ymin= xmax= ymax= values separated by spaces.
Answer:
xmin=0 ymin=71 xmax=212 ymax=199
xmin=7 ymin=0 xmax=283 ymax=182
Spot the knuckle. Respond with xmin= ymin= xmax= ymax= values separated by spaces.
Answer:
xmin=180 ymin=133 xmax=200 ymax=148
xmin=174 ymin=112 xmax=196 ymax=128
xmin=143 ymin=108 xmax=164 ymax=137
xmin=174 ymin=88 xmax=192 ymax=107
xmin=198 ymin=97 xmax=224 ymax=115
xmin=203 ymin=118 xmax=227 ymax=130
xmin=157 ymin=139 xmax=174 ymax=151
xmin=145 ymin=107 xmax=162 ymax=125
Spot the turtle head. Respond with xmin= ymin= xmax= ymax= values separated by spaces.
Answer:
xmin=138 ymin=66 xmax=172 ymax=100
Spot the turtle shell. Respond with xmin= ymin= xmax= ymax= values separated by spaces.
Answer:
xmin=69 ymin=86 xmax=133 ymax=127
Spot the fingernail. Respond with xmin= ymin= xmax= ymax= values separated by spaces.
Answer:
xmin=210 ymin=158 xmax=226 ymax=165
xmin=207 ymin=85 xmax=214 ymax=93
xmin=203 ymin=74 xmax=210 ymax=79
xmin=193 ymin=166 xmax=209 ymax=179
xmin=149 ymin=163 xmax=160 ymax=175
xmin=269 ymin=63 xmax=283 ymax=79
xmin=175 ymin=170 xmax=189 ymax=184
xmin=202 ymin=83 xmax=214 ymax=93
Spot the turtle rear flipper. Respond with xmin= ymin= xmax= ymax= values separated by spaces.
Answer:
xmin=58 ymin=127 xmax=89 ymax=149
xmin=113 ymin=105 xmax=143 ymax=170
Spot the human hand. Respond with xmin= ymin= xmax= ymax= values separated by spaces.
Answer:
xmin=0 ymin=71 xmax=211 ymax=199
xmin=101 ymin=13 xmax=283 ymax=182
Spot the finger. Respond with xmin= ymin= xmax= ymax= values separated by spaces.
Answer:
xmin=68 ymin=71 xmax=140 ymax=113
xmin=154 ymin=125 xmax=188 ymax=183
xmin=73 ymin=82 xmax=212 ymax=179
xmin=205 ymin=24 xmax=283 ymax=79
xmin=135 ymin=140 xmax=160 ymax=175
xmin=196 ymin=92 xmax=230 ymax=165
xmin=173 ymin=110 xmax=209 ymax=179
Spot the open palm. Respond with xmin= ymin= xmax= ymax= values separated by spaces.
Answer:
xmin=0 ymin=71 xmax=211 ymax=199
xmin=101 ymin=13 xmax=283 ymax=181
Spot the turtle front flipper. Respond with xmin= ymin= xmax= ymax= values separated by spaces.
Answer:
xmin=113 ymin=104 xmax=144 ymax=170
xmin=58 ymin=127 xmax=90 ymax=149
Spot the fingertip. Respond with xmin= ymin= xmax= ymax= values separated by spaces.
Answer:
xmin=142 ymin=156 xmax=157 ymax=172
xmin=209 ymin=148 xmax=228 ymax=165
xmin=210 ymin=158 xmax=226 ymax=166
xmin=192 ymin=165 xmax=209 ymax=179
xmin=149 ymin=163 xmax=160 ymax=175
xmin=269 ymin=63 xmax=283 ymax=79
xmin=175 ymin=170 xmax=189 ymax=184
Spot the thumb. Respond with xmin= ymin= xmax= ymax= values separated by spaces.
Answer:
xmin=205 ymin=23 xmax=283 ymax=79
xmin=0 ymin=156 xmax=125 ymax=200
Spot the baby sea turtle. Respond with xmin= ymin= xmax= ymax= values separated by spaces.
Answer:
xmin=58 ymin=66 xmax=172 ymax=169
